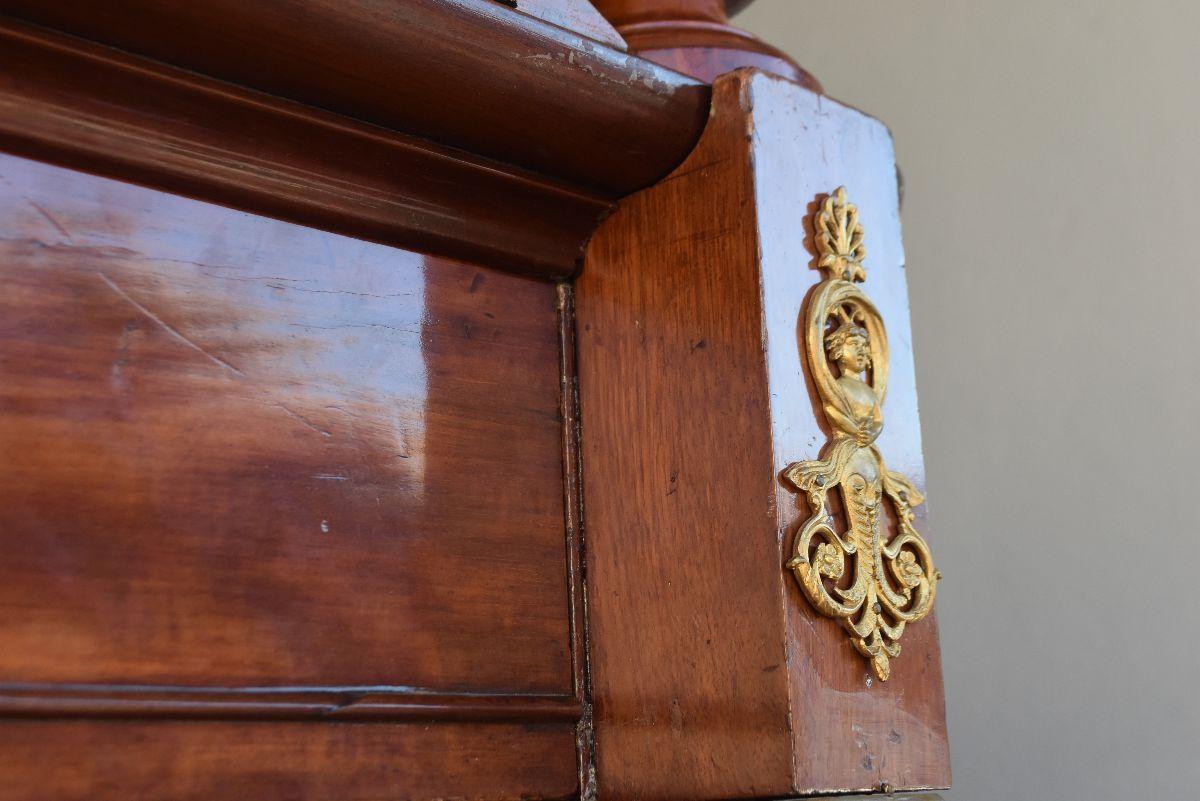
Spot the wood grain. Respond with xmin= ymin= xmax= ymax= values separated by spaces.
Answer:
xmin=0 ymin=153 xmax=573 ymax=695
xmin=576 ymin=71 xmax=949 ymax=798
xmin=0 ymin=0 xmax=709 ymax=197
xmin=0 ymin=720 xmax=578 ymax=801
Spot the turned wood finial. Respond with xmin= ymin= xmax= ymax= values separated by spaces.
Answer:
xmin=592 ymin=0 xmax=820 ymax=90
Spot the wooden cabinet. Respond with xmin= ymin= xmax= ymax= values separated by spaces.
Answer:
xmin=0 ymin=1 xmax=948 ymax=798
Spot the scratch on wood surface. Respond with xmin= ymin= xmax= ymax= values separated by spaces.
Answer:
xmin=324 ymin=404 xmax=362 ymax=418
xmin=263 ymin=283 xmax=415 ymax=299
xmin=274 ymin=403 xmax=333 ymax=438
xmin=24 ymin=198 xmax=72 ymax=240
xmin=287 ymin=322 xmax=420 ymax=334
xmin=95 ymin=272 xmax=246 ymax=377
xmin=795 ymin=598 xmax=821 ymax=638
xmin=656 ymin=157 xmax=732 ymax=187
xmin=199 ymin=270 xmax=316 ymax=284
xmin=669 ymin=698 xmax=684 ymax=732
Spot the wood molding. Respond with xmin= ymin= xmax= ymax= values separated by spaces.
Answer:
xmin=0 ymin=0 xmax=715 ymax=278
xmin=0 ymin=18 xmax=621 ymax=278
xmin=558 ymin=282 xmax=597 ymax=794
xmin=0 ymin=686 xmax=582 ymax=723
xmin=0 ymin=0 xmax=709 ymax=197
xmin=0 ymin=720 xmax=580 ymax=801
xmin=559 ymin=285 xmax=592 ymax=707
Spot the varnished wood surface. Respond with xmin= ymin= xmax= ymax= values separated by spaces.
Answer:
xmin=576 ymin=71 xmax=948 ymax=798
xmin=0 ymin=154 xmax=574 ymax=696
xmin=0 ymin=720 xmax=578 ymax=801
xmin=0 ymin=0 xmax=709 ymax=197
xmin=577 ymin=72 xmax=795 ymax=801
xmin=0 ymin=18 xmax=611 ymax=278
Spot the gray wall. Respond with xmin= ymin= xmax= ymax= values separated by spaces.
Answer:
xmin=737 ymin=2 xmax=1200 ymax=800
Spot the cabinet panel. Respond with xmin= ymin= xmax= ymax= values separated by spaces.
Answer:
xmin=0 ymin=154 xmax=572 ymax=695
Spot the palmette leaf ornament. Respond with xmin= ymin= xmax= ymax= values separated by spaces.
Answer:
xmin=783 ymin=187 xmax=940 ymax=681
xmin=815 ymin=188 xmax=866 ymax=282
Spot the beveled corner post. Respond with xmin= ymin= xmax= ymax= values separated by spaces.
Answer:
xmin=576 ymin=71 xmax=950 ymax=798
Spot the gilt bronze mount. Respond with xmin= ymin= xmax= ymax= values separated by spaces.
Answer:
xmin=784 ymin=188 xmax=940 ymax=681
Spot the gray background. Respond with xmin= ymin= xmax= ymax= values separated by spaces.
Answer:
xmin=737 ymin=2 xmax=1200 ymax=800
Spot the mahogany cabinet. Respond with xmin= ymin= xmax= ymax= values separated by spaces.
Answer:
xmin=0 ymin=1 xmax=949 ymax=799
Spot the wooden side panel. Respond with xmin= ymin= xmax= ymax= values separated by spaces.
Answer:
xmin=576 ymin=77 xmax=796 ymax=801
xmin=0 ymin=153 xmax=572 ymax=694
xmin=0 ymin=720 xmax=578 ymax=801
xmin=749 ymin=75 xmax=951 ymax=793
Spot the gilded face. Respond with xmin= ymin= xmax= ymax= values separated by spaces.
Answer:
xmin=839 ymin=334 xmax=870 ymax=375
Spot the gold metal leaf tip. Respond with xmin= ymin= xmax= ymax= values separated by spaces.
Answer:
xmin=813 ymin=185 xmax=868 ymax=282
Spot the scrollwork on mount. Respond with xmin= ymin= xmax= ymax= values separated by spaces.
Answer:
xmin=784 ymin=187 xmax=940 ymax=681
